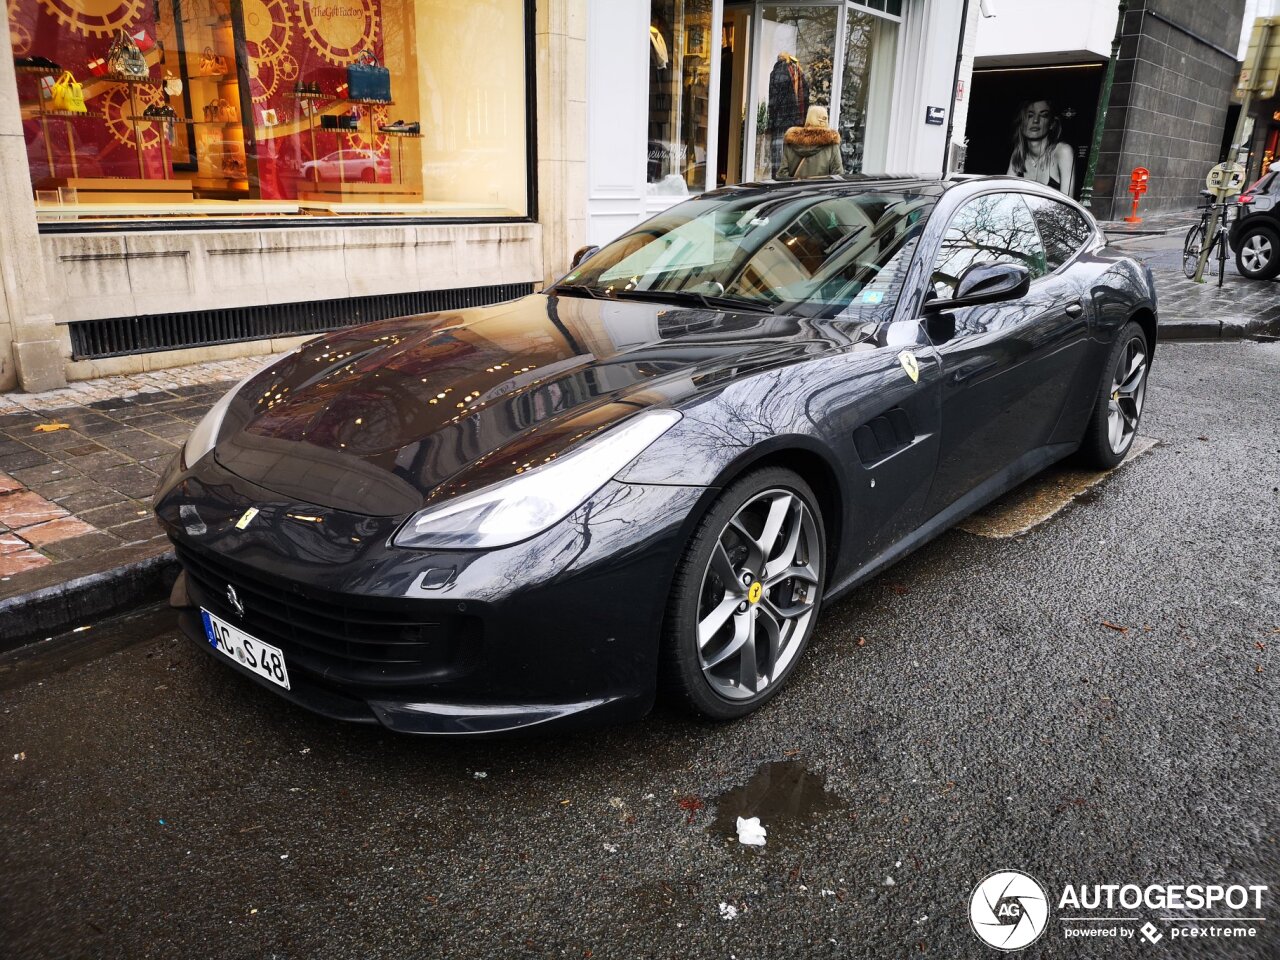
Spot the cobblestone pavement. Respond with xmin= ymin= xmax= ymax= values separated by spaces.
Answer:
xmin=0 ymin=354 xmax=283 ymax=581
xmin=1108 ymin=223 xmax=1280 ymax=330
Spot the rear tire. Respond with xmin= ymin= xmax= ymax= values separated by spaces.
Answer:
xmin=1182 ymin=223 xmax=1205 ymax=279
xmin=661 ymin=467 xmax=826 ymax=720
xmin=1235 ymin=223 xmax=1280 ymax=280
xmin=1078 ymin=321 xmax=1149 ymax=469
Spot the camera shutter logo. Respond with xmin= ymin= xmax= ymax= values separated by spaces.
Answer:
xmin=969 ymin=870 xmax=1050 ymax=951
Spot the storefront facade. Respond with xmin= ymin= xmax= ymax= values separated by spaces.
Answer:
xmin=585 ymin=0 xmax=969 ymax=244
xmin=1 ymin=0 xmax=588 ymax=391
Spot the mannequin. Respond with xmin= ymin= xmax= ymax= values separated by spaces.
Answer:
xmin=782 ymin=105 xmax=843 ymax=179
xmin=767 ymin=53 xmax=807 ymax=177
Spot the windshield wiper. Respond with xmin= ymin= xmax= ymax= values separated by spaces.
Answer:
xmin=553 ymin=283 xmax=609 ymax=300
xmin=609 ymin=287 xmax=776 ymax=315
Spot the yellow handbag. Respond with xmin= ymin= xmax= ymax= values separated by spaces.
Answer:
xmin=50 ymin=71 xmax=87 ymax=114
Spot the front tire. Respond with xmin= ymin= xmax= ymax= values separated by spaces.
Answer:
xmin=661 ymin=467 xmax=826 ymax=720
xmin=1078 ymin=321 xmax=1149 ymax=469
xmin=1235 ymin=223 xmax=1280 ymax=280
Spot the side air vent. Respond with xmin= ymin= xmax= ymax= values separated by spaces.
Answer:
xmin=853 ymin=408 xmax=914 ymax=465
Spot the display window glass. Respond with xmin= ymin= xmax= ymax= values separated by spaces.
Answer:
xmin=647 ymin=0 xmax=714 ymax=198
xmin=7 ymin=0 xmax=530 ymax=220
xmin=839 ymin=9 xmax=896 ymax=174
xmin=675 ymin=1 xmax=904 ymax=191
xmin=752 ymin=5 xmax=837 ymax=182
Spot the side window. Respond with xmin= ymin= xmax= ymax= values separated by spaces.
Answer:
xmin=1024 ymin=195 xmax=1094 ymax=271
xmin=932 ymin=193 xmax=1047 ymax=299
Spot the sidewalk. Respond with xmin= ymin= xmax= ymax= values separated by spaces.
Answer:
xmin=1097 ymin=209 xmax=1203 ymax=237
xmin=0 ymin=355 xmax=280 ymax=648
xmin=1104 ymin=213 xmax=1280 ymax=340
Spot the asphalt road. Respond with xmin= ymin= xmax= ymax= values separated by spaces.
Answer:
xmin=2 ymin=340 xmax=1278 ymax=960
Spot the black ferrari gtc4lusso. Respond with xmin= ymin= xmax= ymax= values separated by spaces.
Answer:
xmin=155 ymin=174 xmax=1157 ymax=735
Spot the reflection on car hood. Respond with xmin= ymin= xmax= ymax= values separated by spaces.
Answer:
xmin=212 ymin=294 xmax=853 ymax=515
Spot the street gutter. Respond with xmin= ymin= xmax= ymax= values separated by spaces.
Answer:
xmin=0 ymin=543 xmax=177 ymax=653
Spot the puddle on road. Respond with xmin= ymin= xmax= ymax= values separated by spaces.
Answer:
xmin=958 ymin=436 xmax=1158 ymax=539
xmin=710 ymin=760 xmax=843 ymax=847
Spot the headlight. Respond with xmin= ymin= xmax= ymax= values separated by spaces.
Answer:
xmin=394 ymin=409 xmax=682 ymax=550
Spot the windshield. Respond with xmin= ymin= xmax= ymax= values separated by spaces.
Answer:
xmin=560 ymin=186 xmax=939 ymax=320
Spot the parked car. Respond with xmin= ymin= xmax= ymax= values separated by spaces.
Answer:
xmin=154 ymin=174 xmax=1158 ymax=736
xmin=299 ymin=148 xmax=389 ymax=183
xmin=1230 ymin=166 xmax=1280 ymax=280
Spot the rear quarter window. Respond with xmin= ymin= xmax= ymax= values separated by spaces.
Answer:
xmin=1024 ymin=195 xmax=1094 ymax=271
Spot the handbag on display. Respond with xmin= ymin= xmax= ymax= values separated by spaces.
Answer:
xmin=198 ymin=47 xmax=228 ymax=76
xmin=164 ymin=71 xmax=183 ymax=96
xmin=107 ymin=29 xmax=148 ymax=78
xmin=222 ymin=156 xmax=247 ymax=178
xmin=49 ymin=71 xmax=87 ymax=114
xmin=204 ymin=98 xmax=237 ymax=122
xmin=346 ymin=50 xmax=390 ymax=102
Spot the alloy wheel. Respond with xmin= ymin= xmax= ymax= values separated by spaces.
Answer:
xmin=695 ymin=488 xmax=821 ymax=701
xmin=1241 ymin=233 xmax=1273 ymax=273
xmin=1107 ymin=336 xmax=1147 ymax=454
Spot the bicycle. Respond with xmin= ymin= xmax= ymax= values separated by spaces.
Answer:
xmin=1182 ymin=189 xmax=1233 ymax=283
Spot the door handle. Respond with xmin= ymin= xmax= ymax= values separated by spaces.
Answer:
xmin=1065 ymin=302 xmax=1084 ymax=318
xmin=952 ymin=358 xmax=998 ymax=384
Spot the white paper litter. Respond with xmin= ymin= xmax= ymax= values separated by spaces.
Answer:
xmin=718 ymin=902 xmax=739 ymax=920
xmin=735 ymin=816 xmax=767 ymax=846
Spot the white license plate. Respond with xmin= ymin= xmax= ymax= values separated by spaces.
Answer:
xmin=201 ymin=609 xmax=290 ymax=690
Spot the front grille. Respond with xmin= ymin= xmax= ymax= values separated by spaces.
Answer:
xmin=175 ymin=543 xmax=481 ymax=687
xmin=68 ymin=282 xmax=536 ymax=359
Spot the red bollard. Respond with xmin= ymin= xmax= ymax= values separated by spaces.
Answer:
xmin=1125 ymin=167 xmax=1150 ymax=223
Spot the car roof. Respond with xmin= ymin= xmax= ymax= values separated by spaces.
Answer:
xmin=698 ymin=173 xmax=1079 ymax=202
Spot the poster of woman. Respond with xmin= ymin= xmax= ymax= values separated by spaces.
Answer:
xmin=1007 ymin=99 xmax=1075 ymax=195
xmin=962 ymin=65 xmax=1101 ymax=201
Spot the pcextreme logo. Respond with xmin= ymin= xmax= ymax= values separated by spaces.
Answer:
xmin=969 ymin=870 xmax=1269 ymax=951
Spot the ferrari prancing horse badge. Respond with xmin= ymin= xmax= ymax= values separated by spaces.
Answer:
xmin=897 ymin=350 xmax=920 ymax=383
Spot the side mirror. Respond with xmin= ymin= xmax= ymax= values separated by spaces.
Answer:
xmin=569 ymin=244 xmax=600 ymax=270
xmin=924 ymin=261 xmax=1030 ymax=312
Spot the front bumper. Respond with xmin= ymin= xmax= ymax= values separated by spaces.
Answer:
xmin=158 ymin=455 xmax=708 ymax=735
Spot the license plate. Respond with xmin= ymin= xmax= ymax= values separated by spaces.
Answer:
xmin=201 ymin=609 xmax=290 ymax=690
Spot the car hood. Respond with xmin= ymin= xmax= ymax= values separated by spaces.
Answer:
xmin=212 ymin=293 xmax=851 ymax=516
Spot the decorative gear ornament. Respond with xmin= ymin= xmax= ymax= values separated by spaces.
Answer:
xmin=344 ymin=102 xmax=388 ymax=153
xmin=35 ymin=0 xmax=146 ymax=39
xmin=8 ymin=0 xmax=33 ymax=56
xmin=101 ymin=84 xmax=165 ymax=149
xmin=297 ymin=0 xmax=378 ymax=66
xmin=240 ymin=0 xmax=291 ymax=63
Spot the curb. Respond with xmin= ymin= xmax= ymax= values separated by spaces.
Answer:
xmin=0 ymin=547 xmax=178 ymax=653
xmin=1160 ymin=316 xmax=1280 ymax=340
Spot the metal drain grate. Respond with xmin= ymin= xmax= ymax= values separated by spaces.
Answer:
xmin=67 ymin=282 xmax=537 ymax=360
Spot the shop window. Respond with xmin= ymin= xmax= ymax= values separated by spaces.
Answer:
xmin=8 ymin=0 xmax=529 ymax=220
xmin=753 ymin=5 xmax=837 ymax=182
xmin=839 ymin=9 xmax=897 ymax=174
xmin=647 ymin=0 xmax=714 ymax=197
